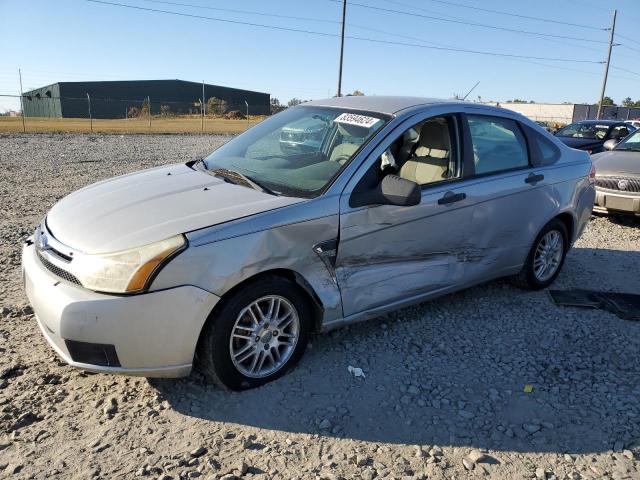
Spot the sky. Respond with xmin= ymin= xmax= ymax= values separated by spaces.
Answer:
xmin=1 ymin=0 xmax=639 ymax=112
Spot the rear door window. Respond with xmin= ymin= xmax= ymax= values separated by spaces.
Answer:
xmin=467 ymin=115 xmax=530 ymax=175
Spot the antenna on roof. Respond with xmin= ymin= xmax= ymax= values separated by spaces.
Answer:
xmin=462 ymin=81 xmax=480 ymax=101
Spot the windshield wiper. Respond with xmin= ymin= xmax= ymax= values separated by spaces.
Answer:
xmin=210 ymin=168 xmax=277 ymax=195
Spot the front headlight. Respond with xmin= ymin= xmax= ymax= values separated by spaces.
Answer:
xmin=72 ymin=235 xmax=186 ymax=294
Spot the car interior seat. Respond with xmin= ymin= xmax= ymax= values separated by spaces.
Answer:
xmin=329 ymin=123 xmax=369 ymax=164
xmin=396 ymin=127 xmax=419 ymax=165
xmin=399 ymin=120 xmax=450 ymax=184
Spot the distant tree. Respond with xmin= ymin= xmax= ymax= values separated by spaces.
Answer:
xmin=287 ymin=98 xmax=302 ymax=107
xmin=347 ymin=90 xmax=365 ymax=96
xmin=599 ymin=96 xmax=615 ymax=107
xmin=206 ymin=97 xmax=218 ymax=115
xmin=160 ymin=104 xmax=172 ymax=117
xmin=270 ymin=97 xmax=285 ymax=114
xmin=452 ymin=93 xmax=463 ymax=100
xmin=140 ymin=98 xmax=150 ymax=117
xmin=622 ymin=97 xmax=634 ymax=107
xmin=127 ymin=106 xmax=141 ymax=118
xmin=206 ymin=97 xmax=228 ymax=115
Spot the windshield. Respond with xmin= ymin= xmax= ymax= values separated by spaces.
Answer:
xmin=202 ymin=106 xmax=388 ymax=197
xmin=556 ymin=123 xmax=610 ymax=140
xmin=615 ymin=130 xmax=640 ymax=151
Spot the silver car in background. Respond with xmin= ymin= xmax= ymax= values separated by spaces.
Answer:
xmin=22 ymin=97 xmax=595 ymax=390
xmin=593 ymin=129 xmax=640 ymax=216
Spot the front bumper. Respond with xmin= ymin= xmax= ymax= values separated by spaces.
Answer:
xmin=22 ymin=240 xmax=220 ymax=377
xmin=594 ymin=189 xmax=640 ymax=215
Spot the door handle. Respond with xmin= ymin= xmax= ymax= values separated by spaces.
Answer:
xmin=438 ymin=191 xmax=466 ymax=205
xmin=525 ymin=173 xmax=545 ymax=184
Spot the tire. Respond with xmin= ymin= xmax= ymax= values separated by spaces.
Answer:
xmin=197 ymin=277 xmax=311 ymax=390
xmin=510 ymin=219 xmax=568 ymax=291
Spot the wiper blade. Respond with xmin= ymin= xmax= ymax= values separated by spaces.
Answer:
xmin=210 ymin=168 xmax=277 ymax=195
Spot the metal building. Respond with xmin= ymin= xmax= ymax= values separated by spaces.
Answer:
xmin=21 ymin=79 xmax=270 ymax=118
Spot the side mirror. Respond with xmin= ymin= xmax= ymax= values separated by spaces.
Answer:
xmin=350 ymin=174 xmax=421 ymax=207
xmin=603 ymin=139 xmax=618 ymax=151
xmin=378 ymin=174 xmax=421 ymax=206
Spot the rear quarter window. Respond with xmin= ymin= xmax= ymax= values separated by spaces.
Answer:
xmin=523 ymin=124 xmax=561 ymax=166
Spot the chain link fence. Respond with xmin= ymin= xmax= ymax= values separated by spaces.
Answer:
xmin=0 ymin=94 xmax=267 ymax=134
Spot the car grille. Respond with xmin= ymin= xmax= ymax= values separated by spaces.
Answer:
xmin=36 ymin=250 xmax=82 ymax=286
xmin=595 ymin=176 xmax=640 ymax=193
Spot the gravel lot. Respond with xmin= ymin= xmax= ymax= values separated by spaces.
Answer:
xmin=1 ymin=133 xmax=639 ymax=480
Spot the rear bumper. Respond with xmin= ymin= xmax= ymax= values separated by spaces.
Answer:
xmin=594 ymin=189 xmax=640 ymax=215
xmin=23 ymin=240 xmax=220 ymax=377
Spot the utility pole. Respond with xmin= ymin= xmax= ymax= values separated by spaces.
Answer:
xmin=86 ymin=93 xmax=93 ymax=133
xmin=18 ymin=68 xmax=26 ymax=133
xmin=336 ymin=0 xmax=347 ymax=97
xmin=201 ymin=80 xmax=205 ymax=133
xmin=597 ymin=9 xmax=617 ymax=120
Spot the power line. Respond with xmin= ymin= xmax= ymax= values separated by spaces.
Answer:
xmin=620 ymin=44 xmax=640 ymax=54
xmin=384 ymin=0 xmax=605 ymax=31
xmin=84 ymin=0 xmax=605 ymax=65
xmin=132 ymin=0 xmax=631 ymax=60
xmin=611 ymin=66 xmax=640 ymax=77
xmin=382 ymin=0 xmax=606 ymax=54
xmin=138 ymin=0 xmax=339 ymax=25
xmin=133 ymin=0 xmax=608 ymax=55
xmin=617 ymin=33 xmax=640 ymax=46
xmin=325 ymin=0 xmax=608 ymax=44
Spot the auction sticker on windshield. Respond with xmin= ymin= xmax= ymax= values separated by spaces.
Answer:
xmin=334 ymin=113 xmax=380 ymax=128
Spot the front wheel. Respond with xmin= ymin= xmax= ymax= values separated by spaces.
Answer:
xmin=197 ymin=277 xmax=311 ymax=390
xmin=511 ymin=219 xmax=568 ymax=290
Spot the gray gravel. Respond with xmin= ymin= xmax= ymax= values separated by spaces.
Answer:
xmin=1 ymin=133 xmax=639 ymax=479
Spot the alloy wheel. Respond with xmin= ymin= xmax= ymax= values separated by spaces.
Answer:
xmin=229 ymin=295 xmax=300 ymax=378
xmin=533 ymin=230 xmax=564 ymax=282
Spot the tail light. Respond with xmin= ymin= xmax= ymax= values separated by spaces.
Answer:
xmin=589 ymin=163 xmax=596 ymax=184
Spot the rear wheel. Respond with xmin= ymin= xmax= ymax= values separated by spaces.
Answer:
xmin=511 ymin=219 xmax=568 ymax=290
xmin=197 ymin=277 xmax=311 ymax=390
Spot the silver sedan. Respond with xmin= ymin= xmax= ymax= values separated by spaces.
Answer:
xmin=22 ymin=96 xmax=595 ymax=389
xmin=593 ymin=129 xmax=640 ymax=216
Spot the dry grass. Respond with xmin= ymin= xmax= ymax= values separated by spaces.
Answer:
xmin=0 ymin=115 xmax=265 ymax=134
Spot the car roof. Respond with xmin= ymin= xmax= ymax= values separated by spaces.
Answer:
xmin=572 ymin=120 xmax=627 ymax=126
xmin=303 ymin=96 xmax=462 ymax=114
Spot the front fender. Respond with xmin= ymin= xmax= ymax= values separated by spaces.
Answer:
xmin=152 ymin=215 xmax=343 ymax=325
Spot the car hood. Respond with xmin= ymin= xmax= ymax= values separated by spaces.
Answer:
xmin=46 ymin=163 xmax=305 ymax=254
xmin=556 ymin=136 xmax=602 ymax=150
xmin=592 ymin=150 xmax=640 ymax=177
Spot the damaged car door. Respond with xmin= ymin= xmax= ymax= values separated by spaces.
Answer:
xmin=335 ymin=112 xmax=475 ymax=317
xmin=461 ymin=111 xmax=558 ymax=283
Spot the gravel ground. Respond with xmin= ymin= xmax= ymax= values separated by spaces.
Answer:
xmin=1 ymin=133 xmax=639 ymax=480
